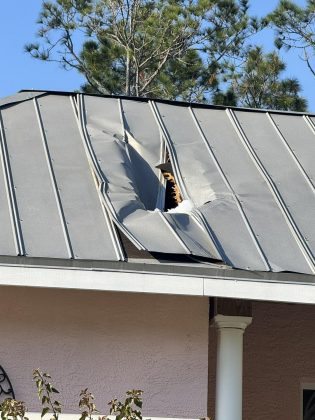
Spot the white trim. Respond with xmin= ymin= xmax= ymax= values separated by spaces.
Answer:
xmin=213 ymin=315 xmax=252 ymax=420
xmin=213 ymin=315 xmax=252 ymax=331
xmin=203 ymin=276 xmax=315 ymax=304
xmin=0 ymin=264 xmax=315 ymax=304
xmin=0 ymin=265 xmax=204 ymax=296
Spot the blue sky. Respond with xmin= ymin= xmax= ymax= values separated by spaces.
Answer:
xmin=0 ymin=0 xmax=313 ymax=110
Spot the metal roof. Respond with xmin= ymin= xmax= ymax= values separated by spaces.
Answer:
xmin=1 ymin=90 xmax=315 ymax=275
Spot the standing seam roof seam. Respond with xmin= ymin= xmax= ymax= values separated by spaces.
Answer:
xmin=70 ymin=95 xmax=79 ymax=118
xmin=227 ymin=108 xmax=315 ymax=274
xmin=77 ymin=95 xmax=103 ymax=180
xmin=150 ymin=100 xmax=225 ymax=259
xmin=304 ymin=115 xmax=315 ymax=136
xmin=118 ymin=98 xmax=160 ymax=212
xmin=118 ymin=98 xmax=134 ymax=166
xmin=72 ymin=95 xmax=126 ymax=259
xmin=0 ymin=110 xmax=24 ymax=255
xmin=189 ymin=209 xmax=220 ymax=244
xmin=119 ymin=100 xmax=167 ymax=211
xmin=191 ymin=208 xmax=231 ymax=264
xmin=99 ymin=182 xmax=145 ymax=250
xmin=77 ymin=94 xmax=145 ymax=252
xmin=100 ymin=192 xmax=127 ymax=260
xmin=189 ymin=107 xmax=271 ymax=271
xmin=118 ymin=99 xmax=190 ymax=254
xmin=149 ymin=100 xmax=189 ymax=200
xmin=71 ymin=95 xmax=125 ymax=261
xmin=267 ymin=113 xmax=315 ymax=195
xmin=149 ymin=100 xmax=223 ymax=257
xmin=158 ymin=211 xmax=191 ymax=254
xmin=155 ymin=135 xmax=167 ymax=210
xmin=117 ymin=99 xmax=127 ymax=141
xmin=33 ymin=97 xmax=74 ymax=259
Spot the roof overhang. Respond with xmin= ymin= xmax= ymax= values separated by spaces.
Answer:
xmin=0 ymin=258 xmax=315 ymax=305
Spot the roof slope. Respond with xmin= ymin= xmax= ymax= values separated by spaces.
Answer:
xmin=0 ymin=91 xmax=315 ymax=275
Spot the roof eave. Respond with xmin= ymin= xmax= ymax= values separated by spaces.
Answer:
xmin=0 ymin=256 xmax=314 ymax=305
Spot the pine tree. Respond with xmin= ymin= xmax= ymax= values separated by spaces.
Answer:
xmin=268 ymin=0 xmax=315 ymax=77
xmin=25 ymin=0 xmax=259 ymax=100
xmin=214 ymin=46 xmax=307 ymax=111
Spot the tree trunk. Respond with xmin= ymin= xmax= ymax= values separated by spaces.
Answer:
xmin=126 ymin=49 xmax=131 ymax=96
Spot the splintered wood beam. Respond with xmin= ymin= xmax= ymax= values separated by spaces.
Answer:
xmin=163 ymin=171 xmax=182 ymax=205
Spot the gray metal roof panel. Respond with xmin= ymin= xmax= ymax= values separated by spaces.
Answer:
xmin=0 ymin=99 xmax=70 ymax=258
xmin=154 ymin=102 xmax=225 ymax=206
xmin=1 ymin=91 xmax=315 ymax=276
xmin=37 ymin=94 xmax=120 ymax=261
xmin=0 ymin=91 xmax=46 ymax=108
xmin=195 ymin=107 xmax=314 ymax=274
xmin=121 ymin=99 xmax=163 ymax=210
xmin=82 ymin=95 xmax=218 ymax=258
xmin=0 ymin=116 xmax=18 ymax=255
xmin=18 ymin=89 xmax=315 ymax=117
xmin=234 ymin=110 xmax=315 ymax=271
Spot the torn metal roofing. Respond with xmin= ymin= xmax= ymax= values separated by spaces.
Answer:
xmin=1 ymin=90 xmax=315 ymax=275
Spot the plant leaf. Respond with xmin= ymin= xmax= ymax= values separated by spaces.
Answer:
xmin=41 ymin=407 xmax=50 ymax=418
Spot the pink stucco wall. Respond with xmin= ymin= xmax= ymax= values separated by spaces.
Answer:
xmin=208 ymin=300 xmax=315 ymax=420
xmin=0 ymin=286 xmax=209 ymax=418
xmin=4 ymin=285 xmax=314 ymax=420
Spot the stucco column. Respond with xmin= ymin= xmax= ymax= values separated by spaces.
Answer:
xmin=213 ymin=315 xmax=252 ymax=420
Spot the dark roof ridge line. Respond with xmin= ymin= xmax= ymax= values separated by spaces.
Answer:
xmin=18 ymin=89 xmax=315 ymax=117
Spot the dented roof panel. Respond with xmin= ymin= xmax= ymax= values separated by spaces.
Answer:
xmin=0 ymin=91 xmax=315 ymax=275
xmin=82 ymin=95 xmax=218 ymax=258
xmin=121 ymin=99 xmax=163 ymax=210
xmin=153 ymin=102 xmax=227 ymax=207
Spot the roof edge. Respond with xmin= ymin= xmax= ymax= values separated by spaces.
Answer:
xmin=0 ymin=255 xmax=313 ymax=283
xmin=0 ymin=91 xmax=47 ymax=108
xmin=0 ymin=261 xmax=315 ymax=305
xmin=18 ymin=89 xmax=315 ymax=117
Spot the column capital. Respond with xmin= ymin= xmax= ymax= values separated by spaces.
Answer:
xmin=213 ymin=314 xmax=252 ymax=331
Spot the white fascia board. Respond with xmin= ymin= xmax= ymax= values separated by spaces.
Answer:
xmin=1 ymin=264 xmax=315 ymax=304
xmin=0 ymin=264 xmax=204 ymax=296
xmin=203 ymin=276 xmax=315 ymax=305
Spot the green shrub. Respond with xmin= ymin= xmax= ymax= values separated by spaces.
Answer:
xmin=0 ymin=369 xmax=143 ymax=420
